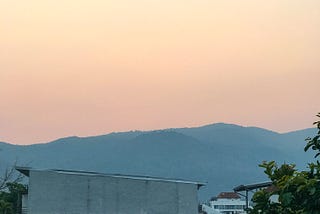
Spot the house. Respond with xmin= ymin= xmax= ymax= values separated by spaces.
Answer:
xmin=16 ymin=167 xmax=205 ymax=214
xmin=201 ymin=192 xmax=246 ymax=214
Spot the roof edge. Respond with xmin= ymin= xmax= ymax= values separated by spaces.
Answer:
xmin=14 ymin=166 xmax=206 ymax=187
xmin=233 ymin=181 xmax=272 ymax=192
xmin=15 ymin=166 xmax=31 ymax=177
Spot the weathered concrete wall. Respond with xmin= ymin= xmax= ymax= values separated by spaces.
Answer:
xmin=22 ymin=194 xmax=28 ymax=214
xmin=28 ymin=170 xmax=198 ymax=214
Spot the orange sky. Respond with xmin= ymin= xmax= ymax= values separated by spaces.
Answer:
xmin=1 ymin=0 xmax=319 ymax=145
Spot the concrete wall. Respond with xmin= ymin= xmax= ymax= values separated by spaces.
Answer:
xmin=28 ymin=170 xmax=199 ymax=214
xmin=22 ymin=194 xmax=28 ymax=214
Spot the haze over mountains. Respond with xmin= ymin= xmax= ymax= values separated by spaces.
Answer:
xmin=0 ymin=123 xmax=316 ymax=200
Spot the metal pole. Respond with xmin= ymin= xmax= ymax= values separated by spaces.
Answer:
xmin=246 ymin=190 xmax=249 ymax=210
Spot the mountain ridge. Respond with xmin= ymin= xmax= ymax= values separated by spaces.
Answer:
xmin=0 ymin=123 xmax=316 ymax=201
xmin=2 ymin=122 xmax=314 ymax=146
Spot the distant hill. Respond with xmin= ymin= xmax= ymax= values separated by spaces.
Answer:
xmin=0 ymin=123 xmax=317 ymax=201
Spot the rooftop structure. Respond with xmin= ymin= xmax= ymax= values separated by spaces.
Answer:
xmin=233 ymin=181 xmax=272 ymax=192
xmin=233 ymin=181 xmax=272 ymax=209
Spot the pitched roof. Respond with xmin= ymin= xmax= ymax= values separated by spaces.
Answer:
xmin=217 ymin=192 xmax=240 ymax=199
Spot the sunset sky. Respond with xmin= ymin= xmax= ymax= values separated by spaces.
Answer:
xmin=1 ymin=0 xmax=319 ymax=145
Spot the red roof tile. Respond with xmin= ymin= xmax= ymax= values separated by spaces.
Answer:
xmin=217 ymin=192 xmax=240 ymax=199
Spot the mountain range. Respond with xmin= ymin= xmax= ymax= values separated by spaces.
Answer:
xmin=0 ymin=123 xmax=317 ymax=201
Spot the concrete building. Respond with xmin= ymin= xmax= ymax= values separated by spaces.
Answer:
xmin=16 ymin=167 xmax=205 ymax=214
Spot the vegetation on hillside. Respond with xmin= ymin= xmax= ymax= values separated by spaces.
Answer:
xmin=249 ymin=113 xmax=320 ymax=214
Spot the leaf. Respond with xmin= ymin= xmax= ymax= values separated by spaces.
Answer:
xmin=297 ymin=185 xmax=305 ymax=192
xmin=309 ymin=187 xmax=316 ymax=195
xmin=305 ymin=142 xmax=313 ymax=152
xmin=280 ymin=192 xmax=294 ymax=206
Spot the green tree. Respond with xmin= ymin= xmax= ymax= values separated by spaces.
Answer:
xmin=0 ymin=182 xmax=27 ymax=214
xmin=249 ymin=113 xmax=320 ymax=214
xmin=0 ymin=200 xmax=13 ymax=214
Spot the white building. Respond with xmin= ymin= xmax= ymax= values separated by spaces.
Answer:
xmin=202 ymin=192 xmax=246 ymax=214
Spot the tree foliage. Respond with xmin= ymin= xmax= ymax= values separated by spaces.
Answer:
xmin=0 ymin=182 xmax=27 ymax=214
xmin=0 ymin=165 xmax=26 ymax=214
xmin=249 ymin=113 xmax=320 ymax=214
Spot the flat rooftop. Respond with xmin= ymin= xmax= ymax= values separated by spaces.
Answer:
xmin=16 ymin=166 xmax=206 ymax=188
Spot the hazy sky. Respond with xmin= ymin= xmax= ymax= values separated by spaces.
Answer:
xmin=1 ymin=0 xmax=319 ymax=145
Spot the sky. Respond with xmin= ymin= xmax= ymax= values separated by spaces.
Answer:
xmin=1 ymin=0 xmax=319 ymax=145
